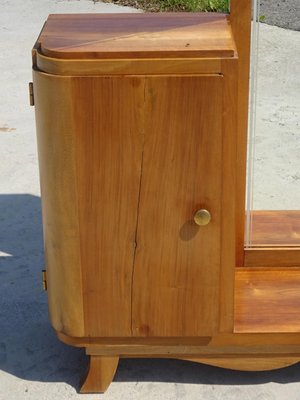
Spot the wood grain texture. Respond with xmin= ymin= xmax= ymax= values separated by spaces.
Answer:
xmin=86 ymin=345 xmax=300 ymax=357
xmin=244 ymin=211 xmax=300 ymax=267
xmin=132 ymin=75 xmax=224 ymax=337
xmin=80 ymin=356 xmax=119 ymax=393
xmin=37 ymin=13 xmax=235 ymax=59
xmin=72 ymin=76 xmax=145 ymax=337
xmin=33 ymin=70 xmax=85 ymax=336
xmin=230 ymin=0 xmax=252 ymax=265
xmin=36 ymin=52 xmax=222 ymax=76
xmin=250 ymin=211 xmax=300 ymax=246
xmin=219 ymin=58 xmax=238 ymax=332
xmin=245 ymin=249 xmax=300 ymax=268
xmin=235 ymin=268 xmax=300 ymax=333
xmin=57 ymin=330 xmax=300 ymax=348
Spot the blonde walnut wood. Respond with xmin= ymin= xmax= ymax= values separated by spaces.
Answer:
xmin=33 ymin=71 xmax=85 ymax=337
xmin=219 ymin=58 xmax=238 ymax=332
xmin=36 ymin=52 xmax=223 ymax=75
xmin=80 ymin=356 xmax=119 ymax=394
xmin=244 ymin=249 xmax=300 ymax=268
xmin=57 ymin=331 xmax=300 ymax=348
xmin=250 ymin=211 xmax=300 ymax=247
xmin=73 ymin=75 xmax=145 ymax=337
xmin=244 ymin=211 xmax=300 ymax=267
xmin=32 ymin=6 xmax=300 ymax=393
xmin=37 ymin=13 xmax=235 ymax=60
xmin=132 ymin=75 xmax=224 ymax=337
xmin=235 ymin=268 xmax=300 ymax=333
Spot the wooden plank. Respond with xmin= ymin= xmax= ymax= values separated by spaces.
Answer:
xmin=235 ymin=268 xmax=300 ymax=333
xmin=245 ymin=249 xmax=300 ymax=267
xmin=250 ymin=210 xmax=300 ymax=246
xmin=219 ymin=58 xmax=238 ymax=332
xmin=37 ymin=13 xmax=235 ymax=60
xmin=36 ymin=52 xmax=222 ymax=76
xmin=33 ymin=71 xmax=85 ymax=336
xmin=230 ymin=0 xmax=252 ymax=265
xmin=86 ymin=346 xmax=300 ymax=357
xmin=57 ymin=330 xmax=300 ymax=348
xmin=72 ymin=76 xmax=145 ymax=337
xmin=132 ymin=75 xmax=223 ymax=337
xmin=244 ymin=211 xmax=300 ymax=267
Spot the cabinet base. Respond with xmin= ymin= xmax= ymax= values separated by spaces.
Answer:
xmin=56 ymin=332 xmax=300 ymax=393
xmin=80 ymin=356 xmax=119 ymax=394
xmin=79 ymin=353 xmax=299 ymax=393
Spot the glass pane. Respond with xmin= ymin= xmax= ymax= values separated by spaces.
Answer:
xmin=246 ymin=0 xmax=300 ymax=247
xmin=245 ymin=0 xmax=260 ymax=247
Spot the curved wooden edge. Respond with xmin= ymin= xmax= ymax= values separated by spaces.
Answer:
xmin=33 ymin=70 xmax=85 ymax=337
xmin=180 ymin=356 xmax=300 ymax=372
xmin=35 ymin=51 xmax=223 ymax=76
xmin=80 ymin=355 xmax=119 ymax=393
xmin=56 ymin=330 xmax=300 ymax=348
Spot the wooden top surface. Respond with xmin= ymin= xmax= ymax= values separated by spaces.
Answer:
xmin=235 ymin=268 xmax=300 ymax=333
xmin=251 ymin=211 xmax=300 ymax=246
xmin=37 ymin=13 xmax=235 ymax=59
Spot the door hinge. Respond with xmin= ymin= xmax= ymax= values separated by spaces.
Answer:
xmin=42 ymin=269 xmax=47 ymax=291
xmin=29 ymin=82 xmax=34 ymax=106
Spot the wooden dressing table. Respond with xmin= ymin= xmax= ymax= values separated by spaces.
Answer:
xmin=31 ymin=2 xmax=300 ymax=393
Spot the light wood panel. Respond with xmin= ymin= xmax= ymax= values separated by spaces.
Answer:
xmin=235 ymin=268 xmax=300 ymax=333
xmin=245 ymin=249 xmax=300 ymax=268
xmin=244 ymin=211 xmax=300 ymax=267
xmin=250 ymin=211 xmax=300 ymax=246
xmin=80 ymin=356 xmax=119 ymax=393
xmin=33 ymin=71 xmax=85 ymax=336
xmin=72 ymin=76 xmax=145 ymax=337
xmin=86 ymin=346 xmax=300 ymax=357
xmin=57 ymin=330 xmax=300 ymax=348
xmin=132 ymin=75 xmax=223 ymax=337
xmin=36 ymin=52 xmax=222 ymax=76
xmin=219 ymin=58 xmax=238 ymax=332
xmin=37 ymin=13 xmax=235 ymax=60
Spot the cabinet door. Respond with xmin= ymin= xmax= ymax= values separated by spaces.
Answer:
xmin=73 ymin=76 xmax=146 ymax=337
xmin=132 ymin=75 xmax=223 ymax=337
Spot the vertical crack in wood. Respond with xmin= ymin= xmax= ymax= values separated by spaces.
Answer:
xmin=130 ymin=78 xmax=146 ymax=336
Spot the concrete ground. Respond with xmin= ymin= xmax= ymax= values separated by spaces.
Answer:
xmin=0 ymin=0 xmax=300 ymax=399
xmin=260 ymin=0 xmax=300 ymax=31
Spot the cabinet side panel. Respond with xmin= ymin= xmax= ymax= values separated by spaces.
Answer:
xmin=132 ymin=75 xmax=223 ymax=337
xmin=219 ymin=59 xmax=238 ymax=332
xmin=33 ymin=71 xmax=85 ymax=336
xmin=72 ymin=76 xmax=145 ymax=337
xmin=230 ymin=0 xmax=252 ymax=264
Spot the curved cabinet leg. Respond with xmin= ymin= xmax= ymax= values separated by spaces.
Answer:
xmin=80 ymin=355 xmax=119 ymax=393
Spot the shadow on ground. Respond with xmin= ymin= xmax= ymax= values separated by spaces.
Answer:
xmin=0 ymin=194 xmax=300 ymax=391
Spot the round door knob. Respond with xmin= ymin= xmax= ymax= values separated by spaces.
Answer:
xmin=193 ymin=209 xmax=211 ymax=226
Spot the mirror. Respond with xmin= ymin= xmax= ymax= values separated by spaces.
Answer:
xmin=246 ymin=0 xmax=300 ymax=247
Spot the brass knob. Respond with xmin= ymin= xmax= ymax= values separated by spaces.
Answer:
xmin=194 ymin=209 xmax=211 ymax=226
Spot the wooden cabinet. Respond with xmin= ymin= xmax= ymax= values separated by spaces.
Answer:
xmin=32 ymin=6 xmax=300 ymax=394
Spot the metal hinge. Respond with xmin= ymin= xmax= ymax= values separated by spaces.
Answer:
xmin=29 ymin=82 xmax=34 ymax=106
xmin=42 ymin=269 xmax=47 ymax=291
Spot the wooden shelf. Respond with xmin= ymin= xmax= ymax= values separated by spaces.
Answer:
xmin=235 ymin=267 xmax=300 ymax=333
xmin=250 ymin=211 xmax=300 ymax=247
